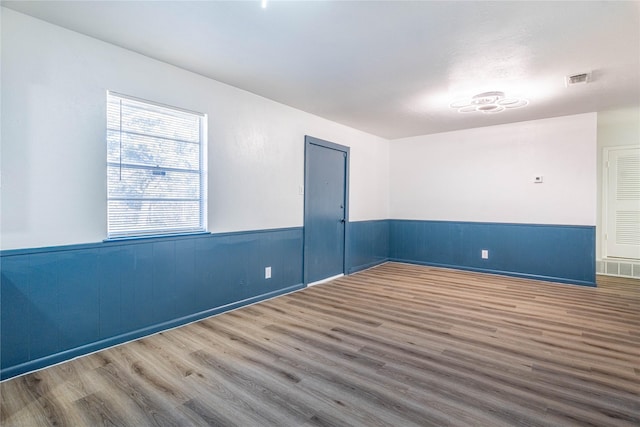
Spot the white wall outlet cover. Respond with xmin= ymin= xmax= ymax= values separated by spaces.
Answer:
xmin=534 ymin=176 xmax=543 ymax=183
xmin=481 ymin=249 xmax=489 ymax=259
xmin=265 ymin=266 xmax=272 ymax=279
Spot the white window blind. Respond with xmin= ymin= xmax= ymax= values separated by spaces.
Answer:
xmin=107 ymin=92 xmax=206 ymax=238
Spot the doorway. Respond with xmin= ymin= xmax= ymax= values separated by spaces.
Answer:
xmin=303 ymin=136 xmax=349 ymax=285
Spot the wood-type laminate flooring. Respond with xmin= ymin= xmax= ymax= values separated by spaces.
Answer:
xmin=1 ymin=263 xmax=639 ymax=426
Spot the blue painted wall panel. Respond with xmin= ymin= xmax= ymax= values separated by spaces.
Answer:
xmin=98 ymin=246 xmax=124 ymax=339
xmin=174 ymin=238 xmax=198 ymax=318
xmin=389 ymin=220 xmax=595 ymax=286
xmin=194 ymin=237 xmax=219 ymax=311
xmin=1 ymin=256 xmax=31 ymax=366
xmin=1 ymin=228 xmax=304 ymax=380
xmin=348 ymin=220 xmax=389 ymax=273
xmin=1 ymin=220 xmax=594 ymax=380
xmin=151 ymin=241 xmax=177 ymax=325
xmin=28 ymin=252 xmax=61 ymax=359
xmin=124 ymin=244 xmax=155 ymax=331
xmin=259 ymin=233 xmax=285 ymax=295
xmin=282 ymin=229 xmax=304 ymax=288
xmin=57 ymin=250 xmax=100 ymax=351
xmin=215 ymin=235 xmax=249 ymax=303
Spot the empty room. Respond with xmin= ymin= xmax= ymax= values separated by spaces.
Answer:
xmin=1 ymin=1 xmax=639 ymax=426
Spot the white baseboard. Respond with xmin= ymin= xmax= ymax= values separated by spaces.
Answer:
xmin=307 ymin=273 xmax=344 ymax=287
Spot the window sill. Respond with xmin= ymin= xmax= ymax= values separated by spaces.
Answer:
xmin=103 ymin=231 xmax=211 ymax=244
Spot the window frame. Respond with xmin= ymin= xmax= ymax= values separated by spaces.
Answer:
xmin=106 ymin=91 xmax=207 ymax=240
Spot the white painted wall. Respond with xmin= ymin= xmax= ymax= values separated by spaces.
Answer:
xmin=0 ymin=8 xmax=389 ymax=250
xmin=596 ymin=107 xmax=640 ymax=259
xmin=390 ymin=113 xmax=597 ymax=226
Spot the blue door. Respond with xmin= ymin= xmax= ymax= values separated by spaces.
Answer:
xmin=304 ymin=136 xmax=349 ymax=284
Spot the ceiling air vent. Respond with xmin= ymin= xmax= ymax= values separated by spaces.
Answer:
xmin=565 ymin=72 xmax=591 ymax=87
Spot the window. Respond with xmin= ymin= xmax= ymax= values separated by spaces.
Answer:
xmin=107 ymin=92 xmax=206 ymax=238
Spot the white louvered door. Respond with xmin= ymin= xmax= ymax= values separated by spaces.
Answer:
xmin=604 ymin=147 xmax=640 ymax=259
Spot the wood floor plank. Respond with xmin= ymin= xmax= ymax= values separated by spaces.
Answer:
xmin=2 ymin=262 xmax=639 ymax=426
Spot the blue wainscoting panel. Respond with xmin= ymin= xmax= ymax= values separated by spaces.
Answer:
xmin=389 ymin=220 xmax=595 ymax=286
xmin=1 ymin=256 xmax=31 ymax=367
xmin=151 ymin=240 xmax=177 ymax=325
xmin=281 ymin=228 xmax=305 ymax=288
xmin=98 ymin=246 xmax=125 ymax=339
xmin=1 ymin=228 xmax=304 ymax=380
xmin=28 ymin=252 xmax=62 ymax=360
xmin=348 ymin=220 xmax=390 ymax=273
xmin=57 ymin=249 xmax=101 ymax=351
xmin=1 ymin=220 xmax=595 ymax=380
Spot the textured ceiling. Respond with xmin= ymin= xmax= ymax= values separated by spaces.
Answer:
xmin=3 ymin=1 xmax=639 ymax=139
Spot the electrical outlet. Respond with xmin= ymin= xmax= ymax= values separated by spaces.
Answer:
xmin=265 ymin=266 xmax=271 ymax=279
xmin=481 ymin=250 xmax=489 ymax=259
xmin=534 ymin=176 xmax=543 ymax=183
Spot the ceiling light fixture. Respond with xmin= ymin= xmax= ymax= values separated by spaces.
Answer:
xmin=450 ymin=91 xmax=529 ymax=114
xmin=261 ymin=0 xmax=268 ymax=8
